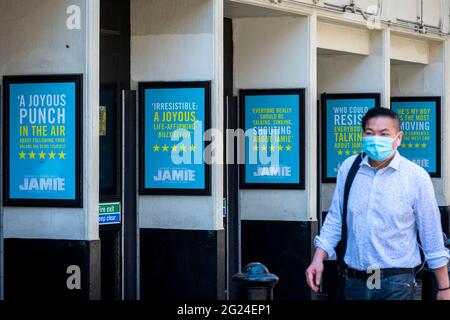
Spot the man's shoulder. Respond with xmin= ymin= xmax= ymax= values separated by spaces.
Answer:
xmin=398 ymin=154 xmax=429 ymax=178
xmin=337 ymin=154 xmax=361 ymax=178
xmin=341 ymin=154 xmax=361 ymax=171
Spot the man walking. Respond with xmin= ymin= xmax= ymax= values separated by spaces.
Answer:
xmin=306 ymin=107 xmax=450 ymax=300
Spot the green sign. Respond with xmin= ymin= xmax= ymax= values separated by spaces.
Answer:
xmin=99 ymin=202 xmax=121 ymax=225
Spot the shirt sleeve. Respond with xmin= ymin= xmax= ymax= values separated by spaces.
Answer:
xmin=414 ymin=170 xmax=450 ymax=270
xmin=314 ymin=161 xmax=347 ymax=260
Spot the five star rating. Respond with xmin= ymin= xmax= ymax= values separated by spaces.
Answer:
xmin=337 ymin=150 xmax=360 ymax=156
xmin=401 ymin=143 xmax=428 ymax=149
xmin=152 ymin=144 xmax=196 ymax=152
xmin=19 ymin=150 xmax=66 ymax=160
xmin=252 ymin=144 xmax=293 ymax=152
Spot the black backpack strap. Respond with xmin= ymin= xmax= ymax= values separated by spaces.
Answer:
xmin=336 ymin=153 xmax=365 ymax=272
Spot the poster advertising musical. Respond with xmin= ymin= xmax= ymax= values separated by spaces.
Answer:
xmin=391 ymin=97 xmax=441 ymax=177
xmin=139 ymin=82 xmax=211 ymax=195
xmin=321 ymin=93 xmax=380 ymax=182
xmin=3 ymin=75 xmax=82 ymax=207
xmin=240 ymin=89 xmax=305 ymax=190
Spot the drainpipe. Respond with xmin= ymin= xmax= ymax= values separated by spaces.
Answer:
xmin=343 ymin=1 xmax=369 ymax=21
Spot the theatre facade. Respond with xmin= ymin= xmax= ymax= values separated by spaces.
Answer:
xmin=0 ymin=0 xmax=449 ymax=300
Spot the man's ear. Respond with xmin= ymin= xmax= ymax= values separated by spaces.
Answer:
xmin=397 ymin=131 xmax=404 ymax=147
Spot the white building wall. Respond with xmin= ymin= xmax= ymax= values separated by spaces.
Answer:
xmin=131 ymin=0 xmax=223 ymax=231
xmin=391 ymin=40 xmax=447 ymax=205
xmin=318 ymin=27 xmax=387 ymax=211
xmin=233 ymin=16 xmax=316 ymax=221
xmin=0 ymin=0 xmax=447 ymax=240
xmin=0 ymin=0 xmax=99 ymax=240
xmin=230 ymin=0 xmax=450 ymax=216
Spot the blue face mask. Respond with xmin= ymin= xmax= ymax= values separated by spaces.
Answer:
xmin=362 ymin=136 xmax=396 ymax=161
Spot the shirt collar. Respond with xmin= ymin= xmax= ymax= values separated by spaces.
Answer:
xmin=361 ymin=151 xmax=401 ymax=171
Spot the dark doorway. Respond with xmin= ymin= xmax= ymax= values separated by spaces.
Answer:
xmin=224 ymin=17 xmax=240 ymax=300
xmin=99 ymin=0 xmax=130 ymax=300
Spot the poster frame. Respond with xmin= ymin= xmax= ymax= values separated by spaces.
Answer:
xmin=2 ymin=74 xmax=83 ymax=207
xmin=138 ymin=81 xmax=211 ymax=196
xmin=391 ymin=96 xmax=441 ymax=178
xmin=321 ymin=93 xmax=381 ymax=183
xmin=239 ymin=88 xmax=306 ymax=190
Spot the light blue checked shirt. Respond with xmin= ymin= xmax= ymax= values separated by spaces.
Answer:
xmin=316 ymin=151 xmax=450 ymax=271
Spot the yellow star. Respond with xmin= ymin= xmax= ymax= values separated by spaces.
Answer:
xmin=345 ymin=150 xmax=351 ymax=155
xmin=415 ymin=143 xmax=420 ymax=148
xmin=39 ymin=151 xmax=46 ymax=159
xmin=49 ymin=151 xmax=56 ymax=159
xmin=253 ymin=145 xmax=258 ymax=152
xmin=29 ymin=151 xmax=36 ymax=159
xmin=422 ymin=143 xmax=427 ymax=148
xmin=338 ymin=150 xmax=343 ymax=156
xmin=190 ymin=145 xmax=196 ymax=152
xmin=353 ymin=150 xmax=358 ymax=155
xmin=171 ymin=145 xmax=178 ymax=152
xmin=153 ymin=145 xmax=160 ymax=152
xmin=180 ymin=145 xmax=187 ymax=151
xmin=162 ymin=145 xmax=169 ymax=152
xmin=286 ymin=145 xmax=292 ymax=152
xmin=261 ymin=145 xmax=267 ymax=151
xmin=401 ymin=144 xmax=406 ymax=148
xmin=278 ymin=145 xmax=283 ymax=151
xmin=270 ymin=145 xmax=275 ymax=151
xmin=19 ymin=151 xmax=26 ymax=159
xmin=58 ymin=151 xmax=66 ymax=159
xmin=408 ymin=143 xmax=413 ymax=148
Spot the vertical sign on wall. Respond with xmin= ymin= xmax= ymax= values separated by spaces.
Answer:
xmin=239 ymin=89 xmax=305 ymax=190
xmin=391 ymin=97 xmax=441 ymax=177
xmin=139 ymin=81 xmax=211 ymax=195
xmin=3 ymin=75 xmax=83 ymax=207
xmin=321 ymin=93 xmax=380 ymax=182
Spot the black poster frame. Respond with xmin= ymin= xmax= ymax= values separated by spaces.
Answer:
xmin=138 ymin=81 xmax=212 ymax=196
xmin=2 ymin=74 xmax=83 ymax=207
xmin=321 ymin=93 xmax=381 ymax=183
xmin=391 ymin=96 xmax=441 ymax=178
xmin=239 ymin=88 xmax=306 ymax=190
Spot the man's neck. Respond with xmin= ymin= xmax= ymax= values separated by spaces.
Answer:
xmin=369 ymin=152 xmax=396 ymax=170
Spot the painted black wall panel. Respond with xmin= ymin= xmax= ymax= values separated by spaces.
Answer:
xmin=4 ymin=238 xmax=100 ymax=300
xmin=439 ymin=206 xmax=449 ymax=237
xmin=240 ymin=220 xmax=314 ymax=300
xmin=123 ymin=90 xmax=137 ymax=300
xmin=100 ymin=230 xmax=121 ymax=300
xmin=140 ymin=228 xmax=225 ymax=300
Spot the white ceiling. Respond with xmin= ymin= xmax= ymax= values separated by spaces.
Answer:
xmin=224 ymin=1 xmax=297 ymax=18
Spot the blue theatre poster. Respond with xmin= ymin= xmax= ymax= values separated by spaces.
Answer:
xmin=139 ymin=81 xmax=211 ymax=195
xmin=391 ymin=97 xmax=441 ymax=177
xmin=322 ymin=93 xmax=380 ymax=182
xmin=3 ymin=75 xmax=82 ymax=207
xmin=240 ymin=89 xmax=305 ymax=190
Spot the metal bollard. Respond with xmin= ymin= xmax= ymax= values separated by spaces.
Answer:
xmin=232 ymin=262 xmax=279 ymax=300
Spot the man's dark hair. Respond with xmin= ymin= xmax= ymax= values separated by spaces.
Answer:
xmin=361 ymin=107 xmax=401 ymax=131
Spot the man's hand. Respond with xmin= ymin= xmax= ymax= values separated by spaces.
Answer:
xmin=305 ymin=248 xmax=328 ymax=293
xmin=305 ymin=261 xmax=324 ymax=293
xmin=436 ymin=289 xmax=450 ymax=301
